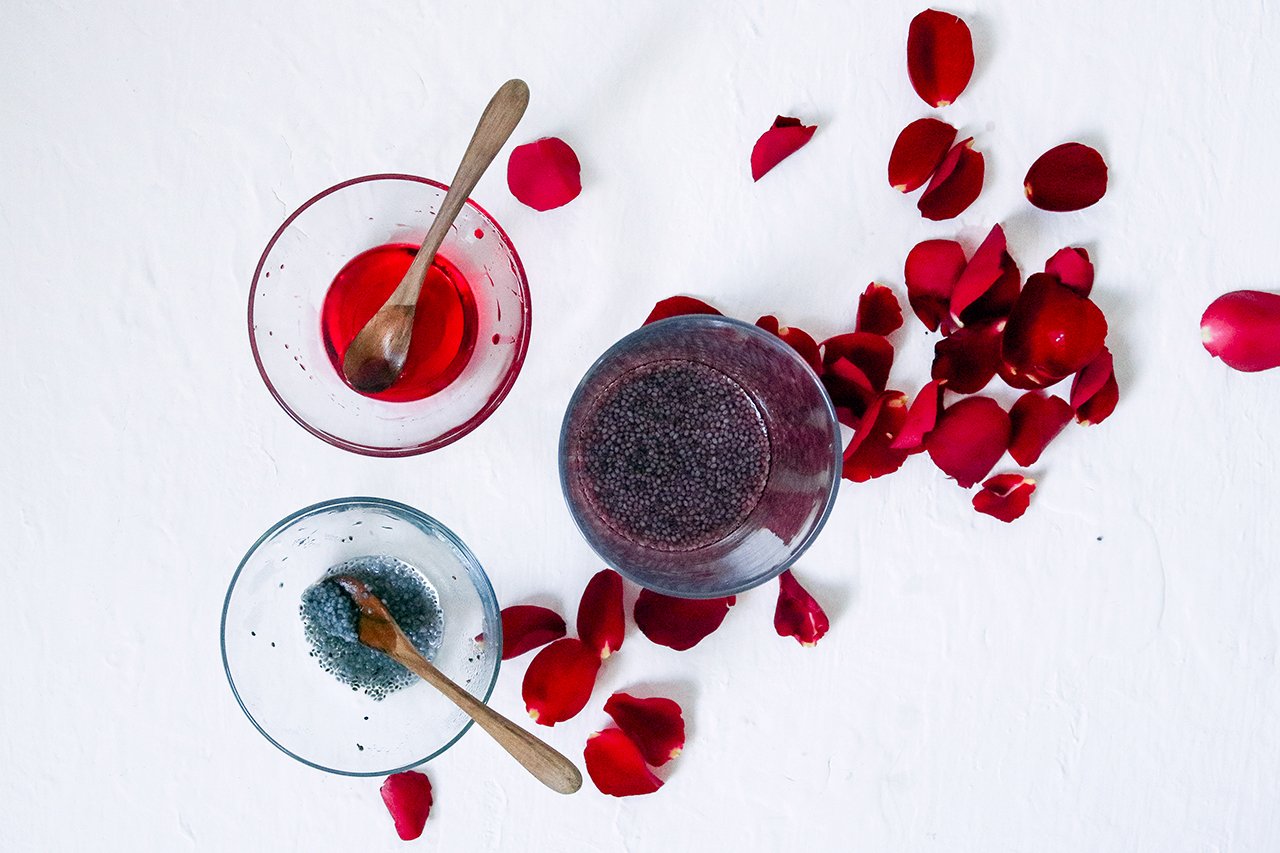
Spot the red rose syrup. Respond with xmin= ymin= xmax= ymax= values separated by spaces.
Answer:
xmin=321 ymin=243 xmax=479 ymax=402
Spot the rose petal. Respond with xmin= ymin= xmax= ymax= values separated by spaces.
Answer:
xmin=757 ymin=316 xmax=823 ymax=373
xmin=380 ymin=771 xmax=433 ymax=841
xmin=822 ymin=357 xmax=880 ymax=427
xmin=856 ymin=283 xmax=905 ymax=336
xmin=1002 ymin=273 xmax=1108 ymax=381
xmin=1071 ymin=348 xmax=1119 ymax=425
xmin=890 ymin=379 xmax=944 ymax=451
xmin=577 ymin=569 xmax=625 ymax=659
xmin=907 ymin=9 xmax=975 ymax=108
xmin=1075 ymin=371 xmax=1118 ymax=426
xmin=523 ymin=638 xmax=601 ymax=726
xmin=972 ymin=474 xmax=1036 ymax=522
xmin=604 ymin=693 xmax=686 ymax=766
xmin=751 ymin=115 xmax=817 ymax=181
xmin=644 ymin=296 xmax=722 ymax=325
xmin=923 ymin=395 xmax=1011 ymax=488
xmin=1007 ymin=391 xmax=1074 ymax=466
xmin=1044 ymin=247 xmax=1094 ymax=296
xmin=584 ymin=729 xmax=664 ymax=797
xmin=1024 ymin=143 xmax=1108 ymax=212
xmin=507 ymin=137 xmax=582 ymax=211
xmin=950 ymin=223 xmax=1020 ymax=326
xmin=918 ymin=138 xmax=984 ymax=221
xmin=820 ymin=332 xmax=895 ymax=392
xmin=888 ymin=117 xmax=958 ymax=192
xmin=843 ymin=391 xmax=911 ymax=482
xmin=633 ymin=590 xmax=735 ymax=651
xmin=905 ymin=239 xmax=967 ymax=332
xmin=1200 ymin=290 xmax=1280 ymax=372
xmin=931 ymin=319 xmax=1004 ymax=394
xmin=500 ymin=605 xmax=567 ymax=660
xmin=774 ymin=570 xmax=830 ymax=647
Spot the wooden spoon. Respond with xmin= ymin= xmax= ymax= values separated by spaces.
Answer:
xmin=329 ymin=574 xmax=582 ymax=795
xmin=342 ymin=79 xmax=530 ymax=393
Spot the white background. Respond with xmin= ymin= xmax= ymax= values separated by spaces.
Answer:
xmin=3 ymin=0 xmax=1278 ymax=849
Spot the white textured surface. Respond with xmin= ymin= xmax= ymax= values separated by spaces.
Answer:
xmin=3 ymin=0 xmax=1278 ymax=849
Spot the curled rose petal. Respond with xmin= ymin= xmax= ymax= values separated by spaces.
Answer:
xmin=507 ymin=137 xmax=582 ymax=211
xmin=856 ymin=283 xmax=904 ymax=336
xmin=905 ymin=239 xmax=967 ymax=332
xmin=1024 ymin=143 xmax=1108 ymax=212
xmin=923 ymin=395 xmax=1011 ymax=488
xmin=1002 ymin=273 xmax=1108 ymax=381
xmin=822 ymin=357 xmax=879 ymax=427
xmin=843 ymin=391 xmax=911 ymax=482
xmin=918 ymin=138 xmax=984 ymax=221
xmin=1045 ymin=247 xmax=1094 ymax=296
xmin=931 ymin=319 xmax=1004 ymax=394
xmin=523 ymin=638 xmax=601 ymax=726
xmin=577 ymin=569 xmax=625 ymax=659
xmin=890 ymin=379 xmax=944 ymax=451
xmin=972 ymin=474 xmax=1036 ymax=522
xmin=584 ymin=729 xmax=663 ymax=797
xmin=889 ymin=117 xmax=957 ymax=192
xmin=500 ymin=605 xmax=567 ymax=660
xmin=380 ymin=771 xmax=433 ymax=841
xmin=950 ymin=224 xmax=1020 ymax=326
xmin=751 ymin=116 xmax=817 ymax=181
xmin=907 ymin=9 xmax=975 ymax=108
xmin=821 ymin=332 xmax=895 ymax=392
xmin=644 ymin=296 xmax=722 ymax=325
xmin=1071 ymin=348 xmax=1119 ymax=425
xmin=1200 ymin=290 xmax=1280 ymax=372
xmin=604 ymin=693 xmax=686 ymax=766
xmin=757 ymin=316 xmax=822 ymax=373
xmin=774 ymin=570 xmax=830 ymax=647
xmin=1008 ymin=391 xmax=1073 ymax=466
xmin=633 ymin=590 xmax=735 ymax=651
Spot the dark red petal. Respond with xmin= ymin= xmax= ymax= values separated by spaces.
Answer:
xmin=931 ymin=319 xmax=1004 ymax=394
xmin=1007 ymin=391 xmax=1073 ymax=466
xmin=950 ymin=223 xmax=1020 ymax=326
xmin=1002 ymin=273 xmax=1108 ymax=380
xmin=820 ymin=332 xmax=895 ymax=392
xmin=633 ymin=590 xmax=735 ymax=651
xmin=972 ymin=474 xmax=1036 ymax=522
xmin=1075 ymin=371 xmax=1118 ymax=426
xmin=380 ymin=771 xmax=433 ymax=841
xmin=843 ymin=391 xmax=911 ymax=482
xmin=888 ymin=118 xmax=958 ymax=192
xmin=1201 ymin=290 xmax=1280 ymax=372
xmin=907 ymin=9 xmax=975 ymax=108
xmin=924 ymin=395 xmax=1011 ymax=488
xmin=604 ymin=693 xmax=686 ymax=766
xmin=577 ymin=569 xmax=625 ymax=659
xmin=856 ymin=283 xmax=904 ymax=336
xmin=644 ymin=296 xmax=722 ymax=325
xmin=758 ymin=316 xmax=822 ymax=373
xmin=1024 ymin=143 xmax=1108 ymax=212
xmin=500 ymin=605 xmax=567 ymax=660
xmin=584 ymin=729 xmax=664 ymax=797
xmin=821 ymin=358 xmax=879 ymax=426
xmin=522 ymin=638 xmax=601 ymax=726
xmin=507 ymin=137 xmax=582 ymax=211
xmin=751 ymin=115 xmax=817 ymax=181
xmin=774 ymin=570 xmax=830 ymax=647
xmin=996 ymin=356 xmax=1061 ymax=391
xmin=1044 ymin=247 xmax=1094 ymax=296
xmin=1071 ymin=349 xmax=1119 ymax=425
xmin=891 ymin=379 xmax=944 ymax=451
xmin=905 ymin=239 xmax=967 ymax=332
xmin=918 ymin=139 xmax=984 ymax=221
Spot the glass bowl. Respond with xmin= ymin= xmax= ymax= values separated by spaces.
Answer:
xmin=248 ymin=174 xmax=531 ymax=456
xmin=559 ymin=315 xmax=842 ymax=599
xmin=221 ymin=497 xmax=502 ymax=776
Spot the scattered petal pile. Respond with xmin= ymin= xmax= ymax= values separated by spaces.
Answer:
xmin=380 ymin=771 xmax=433 ymax=841
xmin=507 ymin=137 xmax=582 ymax=210
xmin=1201 ymin=290 xmax=1280 ymax=372
xmin=751 ymin=116 xmax=817 ymax=181
xmin=584 ymin=692 xmax=687 ymax=797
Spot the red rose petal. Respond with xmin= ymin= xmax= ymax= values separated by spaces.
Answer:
xmin=644 ymin=296 xmax=722 ymax=325
xmin=923 ymin=395 xmax=1011 ymax=488
xmin=522 ymin=638 xmax=601 ymax=726
xmin=820 ymin=332 xmax=895 ymax=392
xmin=1201 ymin=290 xmax=1280 ymax=372
xmin=1007 ymin=391 xmax=1073 ymax=466
xmin=918 ymin=138 xmax=984 ymax=221
xmin=500 ymin=605 xmax=567 ymax=660
xmin=584 ymin=728 xmax=663 ymax=797
xmin=1002 ymin=273 xmax=1108 ymax=381
xmin=380 ymin=771 xmax=433 ymax=841
xmin=757 ymin=316 xmax=823 ymax=373
xmin=507 ymin=137 xmax=582 ymax=211
xmin=604 ymin=692 xmax=686 ymax=766
xmin=822 ymin=357 xmax=879 ymax=427
xmin=577 ymin=569 xmax=625 ymax=659
xmin=856 ymin=283 xmax=905 ymax=336
xmin=907 ymin=9 xmax=975 ymax=108
xmin=972 ymin=474 xmax=1036 ymax=522
xmin=1075 ymin=371 xmax=1118 ymax=426
xmin=888 ymin=117 xmax=957 ymax=192
xmin=1024 ymin=143 xmax=1108 ymax=212
xmin=843 ymin=391 xmax=911 ymax=482
xmin=633 ymin=590 xmax=735 ymax=651
xmin=1045 ymin=247 xmax=1094 ymax=297
xmin=905 ymin=239 xmax=967 ymax=332
xmin=890 ymin=379 xmax=944 ymax=451
xmin=931 ymin=319 xmax=1004 ymax=394
xmin=1071 ymin=348 xmax=1119 ymax=425
xmin=774 ymin=569 xmax=830 ymax=647
xmin=950 ymin=223 xmax=1020 ymax=326
xmin=751 ymin=116 xmax=817 ymax=181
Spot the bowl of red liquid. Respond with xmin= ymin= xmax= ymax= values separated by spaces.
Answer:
xmin=559 ymin=315 xmax=842 ymax=598
xmin=249 ymin=174 xmax=531 ymax=456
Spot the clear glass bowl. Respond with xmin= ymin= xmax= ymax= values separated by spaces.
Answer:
xmin=559 ymin=315 xmax=842 ymax=599
xmin=221 ymin=497 xmax=502 ymax=776
xmin=248 ymin=174 xmax=531 ymax=456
